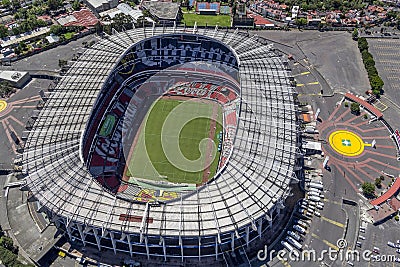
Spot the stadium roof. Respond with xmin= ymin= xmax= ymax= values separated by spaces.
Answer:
xmin=23 ymin=27 xmax=297 ymax=239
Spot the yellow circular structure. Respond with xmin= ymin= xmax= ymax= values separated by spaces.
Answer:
xmin=0 ymin=100 xmax=7 ymax=113
xmin=329 ymin=130 xmax=365 ymax=157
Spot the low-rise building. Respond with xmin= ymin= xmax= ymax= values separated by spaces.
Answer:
xmin=141 ymin=1 xmax=181 ymax=25
xmin=84 ymin=0 xmax=119 ymax=16
xmin=0 ymin=70 xmax=31 ymax=88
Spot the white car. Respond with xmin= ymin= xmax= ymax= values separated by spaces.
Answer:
xmin=396 ymin=249 xmax=400 ymax=254
xmin=388 ymin=241 xmax=396 ymax=248
xmin=314 ymin=211 xmax=321 ymax=217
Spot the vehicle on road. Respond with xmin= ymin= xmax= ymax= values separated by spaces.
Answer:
xmin=388 ymin=241 xmax=396 ymax=248
xmin=281 ymin=241 xmax=300 ymax=258
xmin=294 ymin=219 xmax=308 ymax=228
xmin=287 ymin=231 xmax=301 ymax=241
xmin=308 ymin=195 xmax=321 ymax=202
xmin=307 ymin=191 xmax=320 ymax=197
xmin=294 ymin=224 xmax=306 ymax=234
xmin=308 ymin=182 xmax=323 ymax=190
xmin=286 ymin=236 xmax=302 ymax=250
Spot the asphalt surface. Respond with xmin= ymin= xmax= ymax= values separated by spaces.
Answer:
xmin=367 ymin=38 xmax=400 ymax=131
xmin=0 ymin=34 xmax=99 ymax=75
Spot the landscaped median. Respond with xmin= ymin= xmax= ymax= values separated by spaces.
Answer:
xmin=357 ymin=37 xmax=384 ymax=97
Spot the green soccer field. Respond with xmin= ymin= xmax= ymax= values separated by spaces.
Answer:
xmin=126 ymin=98 xmax=223 ymax=185
xmin=182 ymin=13 xmax=231 ymax=27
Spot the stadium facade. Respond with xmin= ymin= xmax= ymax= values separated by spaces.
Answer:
xmin=23 ymin=26 xmax=300 ymax=265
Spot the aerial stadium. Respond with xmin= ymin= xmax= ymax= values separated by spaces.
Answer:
xmin=23 ymin=26 xmax=299 ymax=265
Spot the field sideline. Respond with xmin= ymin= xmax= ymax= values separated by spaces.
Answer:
xmin=125 ymin=98 xmax=223 ymax=185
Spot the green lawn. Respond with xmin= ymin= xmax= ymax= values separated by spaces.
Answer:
xmin=182 ymin=13 xmax=231 ymax=27
xmin=126 ymin=98 xmax=222 ymax=185
xmin=63 ymin=32 xmax=76 ymax=40
xmin=99 ymin=114 xmax=116 ymax=137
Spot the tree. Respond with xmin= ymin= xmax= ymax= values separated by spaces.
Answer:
xmin=18 ymin=41 xmax=27 ymax=51
xmin=370 ymin=75 xmax=384 ymax=91
xmin=58 ymin=59 xmax=67 ymax=68
xmin=0 ymin=246 xmax=18 ymax=267
xmin=1 ymin=0 xmax=11 ymax=8
xmin=72 ymin=0 xmax=80 ymax=11
xmin=0 ymin=81 xmax=15 ymax=98
xmin=350 ymin=102 xmax=360 ymax=114
xmin=112 ymin=13 xmax=133 ymax=31
xmin=357 ymin=37 xmax=368 ymax=51
xmin=375 ymin=178 xmax=382 ymax=188
xmin=0 ymin=236 xmax=17 ymax=253
xmin=50 ymin=24 xmax=63 ymax=35
xmin=47 ymin=0 xmax=62 ymax=10
xmin=295 ymin=18 xmax=307 ymax=28
xmin=352 ymin=28 xmax=358 ymax=40
xmin=0 ymin=24 xmax=8 ymax=38
xmin=362 ymin=182 xmax=375 ymax=197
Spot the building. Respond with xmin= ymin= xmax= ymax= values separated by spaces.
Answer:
xmin=45 ymin=34 xmax=60 ymax=44
xmin=57 ymin=9 xmax=99 ymax=27
xmin=99 ymin=3 xmax=143 ymax=22
xmin=84 ymin=0 xmax=119 ymax=16
xmin=141 ymin=1 xmax=181 ymax=25
xmin=0 ymin=70 xmax=31 ymax=88
xmin=23 ymin=27 xmax=299 ymax=265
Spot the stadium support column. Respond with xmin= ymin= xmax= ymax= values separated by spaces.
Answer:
xmin=266 ymin=212 xmax=273 ymax=229
xmin=215 ymin=236 xmax=218 ymax=260
xmin=257 ymin=218 xmax=262 ymax=239
xmin=110 ymin=232 xmax=117 ymax=254
xmin=77 ymin=224 xmax=86 ymax=246
xmin=231 ymin=232 xmax=235 ymax=251
xmin=180 ymin=236 xmax=184 ymax=262
xmin=198 ymin=237 xmax=201 ymax=261
xmin=65 ymin=219 xmax=72 ymax=240
xmin=162 ymin=237 xmax=166 ymax=261
xmin=145 ymin=236 xmax=150 ymax=260
xmin=127 ymin=235 xmax=133 ymax=257
xmin=245 ymin=226 xmax=250 ymax=247
xmin=93 ymin=228 xmax=102 ymax=251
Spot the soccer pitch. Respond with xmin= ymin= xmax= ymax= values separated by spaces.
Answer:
xmin=126 ymin=98 xmax=223 ymax=185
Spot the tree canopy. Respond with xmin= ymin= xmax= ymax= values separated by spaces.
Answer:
xmin=362 ymin=182 xmax=375 ymax=197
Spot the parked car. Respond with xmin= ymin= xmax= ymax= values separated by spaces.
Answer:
xmin=388 ymin=241 xmax=396 ymax=248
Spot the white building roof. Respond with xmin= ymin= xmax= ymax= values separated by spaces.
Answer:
xmin=0 ymin=70 xmax=29 ymax=82
xmin=303 ymin=141 xmax=322 ymax=151
xmin=46 ymin=34 xmax=60 ymax=44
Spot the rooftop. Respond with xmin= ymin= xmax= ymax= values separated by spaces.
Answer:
xmin=142 ymin=1 xmax=180 ymax=20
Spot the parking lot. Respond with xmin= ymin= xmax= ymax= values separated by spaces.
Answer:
xmin=368 ymin=38 xmax=400 ymax=130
